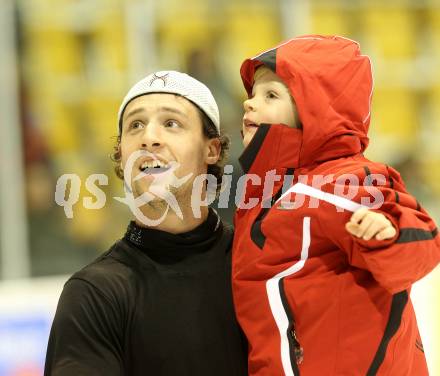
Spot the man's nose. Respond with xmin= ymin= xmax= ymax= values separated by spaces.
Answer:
xmin=140 ymin=122 xmax=162 ymax=149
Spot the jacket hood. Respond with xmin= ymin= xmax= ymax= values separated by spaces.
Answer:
xmin=239 ymin=35 xmax=373 ymax=173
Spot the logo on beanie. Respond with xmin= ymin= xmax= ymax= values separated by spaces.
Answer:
xmin=149 ymin=72 xmax=169 ymax=87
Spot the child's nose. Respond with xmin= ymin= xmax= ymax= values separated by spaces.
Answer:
xmin=243 ymin=97 xmax=256 ymax=112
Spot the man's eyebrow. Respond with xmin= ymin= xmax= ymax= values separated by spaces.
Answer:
xmin=123 ymin=107 xmax=144 ymax=121
xmin=157 ymin=106 xmax=188 ymax=119
xmin=123 ymin=105 xmax=188 ymax=121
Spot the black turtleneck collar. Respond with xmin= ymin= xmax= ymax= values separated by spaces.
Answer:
xmin=123 ymin=208 xmax=222 ymax=263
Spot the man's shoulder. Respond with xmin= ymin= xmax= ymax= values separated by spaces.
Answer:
xmin=66 ymin=241 xmax=143 ymax=301
xmin=73 ymin=242 xmax=126 ymax=275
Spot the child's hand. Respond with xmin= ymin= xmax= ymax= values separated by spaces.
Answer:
xmin=345 ymin=207 xmax=397 ymax=241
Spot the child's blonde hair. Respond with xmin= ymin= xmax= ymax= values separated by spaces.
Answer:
xmin=253 ymin=65 xmax=272 ymax=82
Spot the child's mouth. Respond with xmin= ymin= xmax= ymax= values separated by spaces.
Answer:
xmin=244 ymin=119 xmax=259 ymax=129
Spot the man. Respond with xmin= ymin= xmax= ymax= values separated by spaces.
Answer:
xmin=44 ymin=71 xmax=248 ymax=376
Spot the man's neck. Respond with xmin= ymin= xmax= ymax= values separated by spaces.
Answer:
xmin=134 ymin=204 xmax=209 ymax=234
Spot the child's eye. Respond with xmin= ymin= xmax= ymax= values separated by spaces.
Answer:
xmin=164 ymin=120 xmax=180 ymax=128
xmin=267 ymin=91 xmax=278 ymax=99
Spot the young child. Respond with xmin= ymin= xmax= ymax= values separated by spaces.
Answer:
xmin=232 ymin=35 xmax=440 ymax=376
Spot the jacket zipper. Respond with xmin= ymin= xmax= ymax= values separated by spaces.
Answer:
xmin=280 ymin=276 xmax=303 ymax=374
xmin=288 ymin=322 xmax=304 ymax=365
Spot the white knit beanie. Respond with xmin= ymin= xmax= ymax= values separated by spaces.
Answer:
xmin=118 ymin=70 xmax=220 ymax=134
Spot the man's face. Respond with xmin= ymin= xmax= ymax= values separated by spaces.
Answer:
xmin=120 ymin=93 xmax=219 ymax=206
xmin=242 ymin=67 xmax=299 ymax=148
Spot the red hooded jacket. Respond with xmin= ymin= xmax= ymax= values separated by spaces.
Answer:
xmin=232 ymin=35 xmax=440 ymax=376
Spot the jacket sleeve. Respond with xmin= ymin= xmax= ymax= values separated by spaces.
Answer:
xmin=44 ymin=278 xmax=124 ymax=376
xmin=317 ymin=165 xmax=440 ymax=294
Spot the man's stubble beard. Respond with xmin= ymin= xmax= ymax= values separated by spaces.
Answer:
xmin=133 ymin=178 xmax=192 ymax=214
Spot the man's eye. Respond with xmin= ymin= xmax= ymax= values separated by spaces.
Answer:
xmin=130 ymin=121 xmax=143 ymax=130
xmin=164 ymin=120 xmax=180 ymax=128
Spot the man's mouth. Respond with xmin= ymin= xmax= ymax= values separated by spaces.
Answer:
xmin=139 ymin=160 xmax=172 ymax=174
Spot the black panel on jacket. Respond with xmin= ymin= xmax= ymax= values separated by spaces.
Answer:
xmin=255 ymin=48 xmax=277 ymax=72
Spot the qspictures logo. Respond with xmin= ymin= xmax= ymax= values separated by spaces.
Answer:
xmin=55 ymin=150 xmax=387 ymax=226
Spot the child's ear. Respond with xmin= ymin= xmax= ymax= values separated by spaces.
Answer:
xmin=205 ymin=138 xmax=221 ymax=165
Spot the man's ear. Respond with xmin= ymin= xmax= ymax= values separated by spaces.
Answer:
xmin=205 ymin=138 xmax=221 ymax=165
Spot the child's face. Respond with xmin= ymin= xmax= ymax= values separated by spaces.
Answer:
xmin=242 ymin=67 xmax=299 ymax=148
